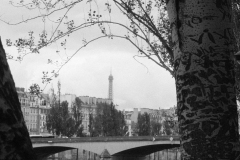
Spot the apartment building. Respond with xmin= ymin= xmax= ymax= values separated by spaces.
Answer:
xmin=60 ymin=94 xmax=111 ymax=135
xmin=123 ymin=106 xmax=178 ymax=136
xmin=16 ymin=87 xmax=50 ymax=135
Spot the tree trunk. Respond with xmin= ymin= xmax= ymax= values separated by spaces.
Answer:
xmin=0 ymin=39 xmax=35 ymax=159
xmin=167 ymin=0 xmax=240 ymax=159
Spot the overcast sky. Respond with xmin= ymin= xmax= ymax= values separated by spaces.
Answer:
xmin=0 ymin=1 xmax=176 ymax=110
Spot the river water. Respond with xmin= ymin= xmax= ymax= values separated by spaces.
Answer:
xmin=48 ymin=148 xmax=181 ymax=160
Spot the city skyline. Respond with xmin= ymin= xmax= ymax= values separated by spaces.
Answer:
xmin=1 ymin=1 xmax=177 ymax=110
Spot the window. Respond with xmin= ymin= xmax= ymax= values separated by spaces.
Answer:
xmin=42 ymin=100 xmax=46 ymax=106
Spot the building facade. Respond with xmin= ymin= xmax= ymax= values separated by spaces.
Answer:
xmin=123 ymin=107 xmax=178 ymax=136
xmin=78 ymin=96 xmax=112 ymax=135
xmin=79 ymin=104 xmax=97 ymax=134
xmin=16 ymin=87 xmax=50 ymax=135
xmin=60 ymin=94 xmax=111 ymax=135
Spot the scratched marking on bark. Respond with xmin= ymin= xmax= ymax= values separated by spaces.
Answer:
xmin=167 ymin=0 xmax=239 ymax=159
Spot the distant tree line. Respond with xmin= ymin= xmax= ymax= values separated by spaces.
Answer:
xmin=135 ymin=111 xmax=178 ymax=136
xmin=46 ymin=97 xmax=84 ymax=137
xmin=90 ymin=103 xmax=127 ymax=137
xmin=45 ymin=81 xmax=176 ymax=137
xmin=46 ymin=96 xmax=178 ymax=137
xmin=46 ymin=83 xmax=126 ymax=137
xmin=46 ymin=81 xmax=84 ymax=137
xmin=46 ymin=101 xmax=126 ymax=137
xmin=137 ymin=112 xmax=151 ymax=136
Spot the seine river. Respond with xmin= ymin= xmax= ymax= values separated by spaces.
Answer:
xmin=48 ymin=148 xmax=181 ymax=160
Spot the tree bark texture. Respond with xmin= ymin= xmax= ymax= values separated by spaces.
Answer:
xmin=0 ymin=39 xmax=35 ymax=159
xmin=167 ymin=0 xmax=239 ymax=159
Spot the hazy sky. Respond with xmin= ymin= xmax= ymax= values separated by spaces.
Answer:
xmin=0 ymin=1 xmax=176 ymax=110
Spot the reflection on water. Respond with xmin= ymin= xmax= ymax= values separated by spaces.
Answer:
xmin=47 ymin=148 xmax=181 ymax=160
